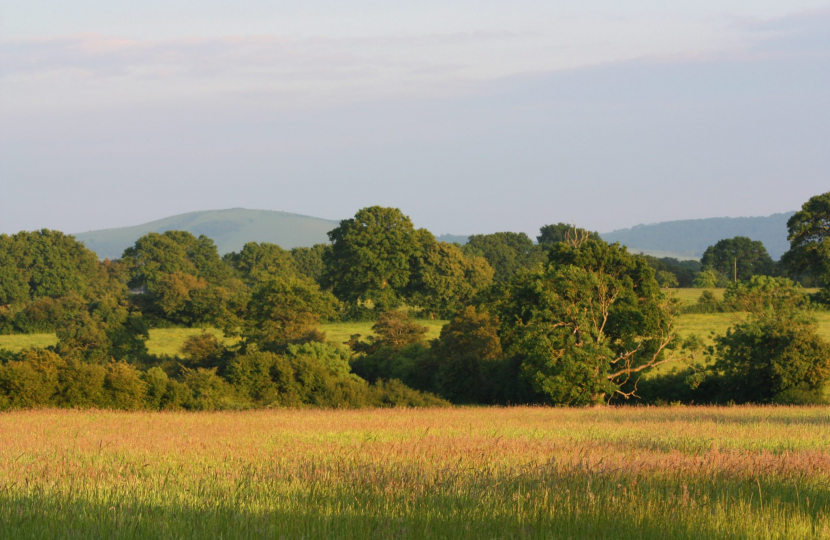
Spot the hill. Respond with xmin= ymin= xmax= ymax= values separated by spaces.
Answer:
xmin=600 ymin=212 xmax=794 ymax=260
xmin=74 ymin=209 xmax=340 ymax=259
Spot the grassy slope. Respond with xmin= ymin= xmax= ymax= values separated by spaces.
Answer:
xmin=74 ymin=208 xmax=340 ymax=259
xmin=2 ymin=407 xmax=829 ymax=539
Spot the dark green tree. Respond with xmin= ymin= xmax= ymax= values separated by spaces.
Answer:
xmin=322 ymin=207 xmax=430 ymax=311
xmin=462 ymin=232 xmax=545 ymax=282
xmin=537 ymin=223 xmax=600 ymax=248
xmin=290 ymin=244 xmax=329 ymax=284
xmin=700 ymin=237 xmax=774 ymax=282
xmin=431 ymin=306 xmax=503 ymax=403
xmin=782 ymin=192 xmax=830 ymax=287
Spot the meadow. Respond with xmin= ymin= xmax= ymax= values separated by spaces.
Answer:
xmin=1 ymin=407 xmax=829 ymax=539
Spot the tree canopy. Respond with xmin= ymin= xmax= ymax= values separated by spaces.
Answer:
xmin=462 ymin=232 xmax=545 ymax=282
xmin=322 ymin=206 xmax=432 ymax=311
xmin=490 ymin=239 xmax=678 ymax=405
xmin=700 ymin=236 xmax=774 ymax=282
xmin=782 ymin=191 xmax=830 ymax=286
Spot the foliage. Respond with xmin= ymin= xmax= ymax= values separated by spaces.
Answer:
xmin=323 ymin=207 xmax=431 ymax=312
xmin=536 ymin=223 xmax=600 ymax=247
xmin=431 ymin=306 xmax=504 ymax=403
xmin=490 ymin=239 xmax=679 ymax=405
xmin=714 ymin=311 xmax=830 ymax=404
xmin=642 ymin=256 xmax=701 ymax=288
xmin=223 ymin=242 xmax=298 ymax=285
xmin=406 ymin=241 xmax=493 ymax=318
xmin=701 ymin=236 xmax=774 ymax=282
xmin=722 ymin=276 xmax=810 ymax=313
xmin=121 ymin=231 xmax=242 ymax=326
xmin=693 ymin=269 xmax=728 ymax=288
xmin=347 ymin=311 xmax=429 ymax=356
xmin=783 ymin=191 xmax=830 ymax=287
xmin=0 ymin=229 xmax=114 ymax=304
xmin=290 ymin=244 xmax=329 ymax=284
xmin=241 ymin=277 xmax=339 ymax=352
xmin=655 ymin=270 xmax=679 ymax=288
xmin=462 ymin=232 xmax=545 ymax=282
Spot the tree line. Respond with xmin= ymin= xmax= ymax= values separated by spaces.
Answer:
xmin=1 ymin=192 xmax=829 ymax=409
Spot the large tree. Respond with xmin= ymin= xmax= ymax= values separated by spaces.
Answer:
xmin=782 ymin=192 xmax=830 ymax=286
xmin=700 ymin=236 xmax=774 ymax=282
xmin=490 ymin=239 xmax=681 ymax=405
xmin=322 ymin=206 xmax=431 ymax=311
xmin=462 ymin=232 xmax=545 ymax=282
xmin=121 ymin=231 xmax=242 ymax=325
xmin=0 ymin=230 xmax=112 ymax=304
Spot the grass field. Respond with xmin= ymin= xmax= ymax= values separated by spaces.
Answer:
xmin=1 ymin=407 xmax=829 ymax=539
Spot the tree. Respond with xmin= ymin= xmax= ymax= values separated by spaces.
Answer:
xmin=715 ymin=311 xmax=830 ymax=404
xmin=121 ymin=231 xmax=242 ymax=325
xmin=782 ymin=192 xmax=830 ymax=286
xmin=407 ymin=241 xmax=494 ymax=318
xmin=537 ymin=223 xmax=600 ymax=248
xmin=462 ymin=232 xmax=545 ymax=282
xmin=701 ymin=237 xmax=774 ymax=282
xmin=0 ymin=230 xmax=113 ymax=303
xmin=291 ymin=244 xmax=329 ymax=284
xmin=722 ymin=276 xmax=810 ymax=313
xmin=655 ymin=271 xmax=679 ymax=288
xmin=490 ymin=239 xmax=681 ymax=405
xmin=431 ymin=306 xmax=503 ymax=403
xmin=241 ymin=277 xmax=339 ymax=351
xmin=224 ymin=242 xmax=298 ymax=285
xmin=322 ymin=207 xmax=430 ymax=311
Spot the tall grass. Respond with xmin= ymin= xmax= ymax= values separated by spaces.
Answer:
xmin=1 ymin=407 xmax=829 ymax=539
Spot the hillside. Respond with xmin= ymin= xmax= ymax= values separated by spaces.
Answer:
xmin=74 ymin=209 xmax=340 ymax=259
xmin=600 ymin=212 xmax=794 ymax=260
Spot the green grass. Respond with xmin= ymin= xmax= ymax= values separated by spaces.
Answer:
xmin=2 ymin=407 xmax=830 ymax=539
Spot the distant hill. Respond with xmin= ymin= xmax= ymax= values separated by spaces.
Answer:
xmin=600 ymin=212 xmax=794 ymax=260
xmin=436 ymin=234 xmax=469 ymax=245
xmin=74 ymin=209 xmax=340 ymax=260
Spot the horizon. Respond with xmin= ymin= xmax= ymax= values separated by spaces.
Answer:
xmin=58 ymin=205 xmax=798 ymax=238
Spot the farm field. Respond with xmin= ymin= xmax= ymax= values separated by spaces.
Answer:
xmin=1 ymin=407 xmax=829 ymax=539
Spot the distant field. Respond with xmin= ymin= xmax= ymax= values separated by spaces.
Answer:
xmin=2 ymin=407 xmax=829 ymax=539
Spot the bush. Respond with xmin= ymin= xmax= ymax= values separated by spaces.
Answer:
xmin=714 ymin=312 xmax=830 ymax=404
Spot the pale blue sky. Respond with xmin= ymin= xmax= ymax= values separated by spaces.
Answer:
xmin=1 ymin=1 xmax=828 ymax=236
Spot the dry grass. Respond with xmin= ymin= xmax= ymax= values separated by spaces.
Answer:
xmin=1 ymin=407 xmax=829 ymax=539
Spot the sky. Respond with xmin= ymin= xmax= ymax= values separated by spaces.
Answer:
xmin=1 ymin=1 xmax=828 ymax=236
